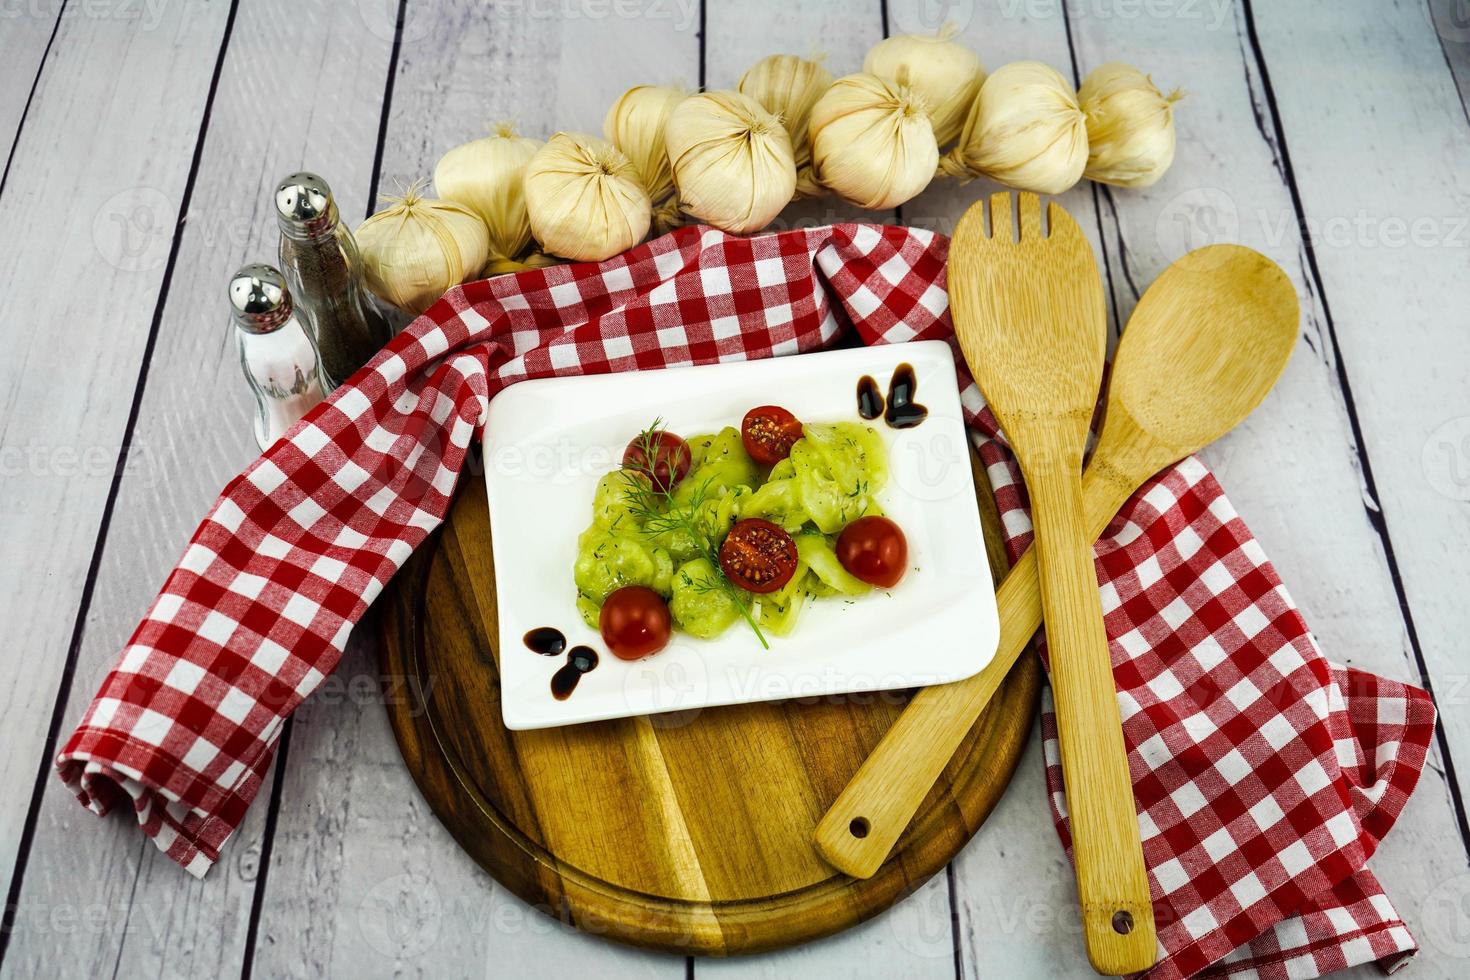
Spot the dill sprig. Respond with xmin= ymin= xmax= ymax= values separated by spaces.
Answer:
xmin=620 ymin=419 xmax=769 ymax=649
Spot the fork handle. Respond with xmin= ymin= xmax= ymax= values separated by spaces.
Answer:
xmin=1027 ymin=440 xmax=1157 ymax=976
xmin=812 ymin=451 xmax=1154 ymax=880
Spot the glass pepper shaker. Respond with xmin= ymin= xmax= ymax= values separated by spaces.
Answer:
xmin=275 ymin=172 xmax=392 ymax=390
xmin=229 ymin=264 xmax=326 ymax=451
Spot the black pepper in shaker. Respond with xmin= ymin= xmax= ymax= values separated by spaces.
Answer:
xmin=275 ymin=172 xmax=392 ymax=390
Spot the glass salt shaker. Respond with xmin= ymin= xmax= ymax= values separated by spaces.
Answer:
xmin=274 ymin=172 xmax=392 ymax=390
xmin=229 ymin=264 xmax=326 ymax=451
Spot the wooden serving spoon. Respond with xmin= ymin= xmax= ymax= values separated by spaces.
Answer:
xmin=815 ymin=242 xmax=1299 ymax=884
xmin=816 ymin=229 xmax=1299 ymax=970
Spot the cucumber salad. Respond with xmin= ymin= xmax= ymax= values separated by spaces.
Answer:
xmin=573 ymin=406 xmax=910 ymax=661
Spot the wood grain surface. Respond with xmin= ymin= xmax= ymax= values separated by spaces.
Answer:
xmin=378 ymin=454 xmax=1039 ymax=955
xmin=2 ymin=1 xmax=1468 ymax=977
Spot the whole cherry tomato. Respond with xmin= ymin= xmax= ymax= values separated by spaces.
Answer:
xmin=599 ymin=585 xmax=673 ymax=661
xmin=623 ymin=430 xmax=692 ymax=493
xmin=836 ymin=516 xmax=908 ymax=588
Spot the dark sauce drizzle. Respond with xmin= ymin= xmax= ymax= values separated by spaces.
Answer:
xmin=884 ymin=363 xmax=928 ymax=429
xmin=525 ymin=627 xmax=599 ymax=700
xmin=856 ymin=363 xmax=928 ymax=428
xmin=523 ymin=626 xmax=566 ymax=656
xmin=856 ymin=375 xmax=884 ymax=420
xmin=551 ymin=645 xmax=599 ymax=700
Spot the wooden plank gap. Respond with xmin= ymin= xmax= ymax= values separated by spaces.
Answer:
xmin=0 ymin=0 xmax=69 ymax=205
xmin=0 ymin=1 xmax=245 ymax=968
xmin=946 ymin=863 xmax=962 ymax=980
xmin=365 ymin=0 xmax=409 ymax=218
xmin=1058 ymin=0 xmax=1127 ymax=346
xmin=698 ymin=0 xmax=707 ymax=88
xmin=238 ymin=719 xmax=296 ymax=980
xmin=1239 ymin=0 xmax=1470 ymax=858
xmin=885 ymin=0 xmax=904 ymax=227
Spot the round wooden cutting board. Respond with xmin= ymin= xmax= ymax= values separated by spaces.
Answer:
xmin=379 ymin=454 xmax=1040 ymax=956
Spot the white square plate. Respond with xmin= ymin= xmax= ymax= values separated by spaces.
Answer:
xmin=483 ymin=341 xmax=1000 ymax=730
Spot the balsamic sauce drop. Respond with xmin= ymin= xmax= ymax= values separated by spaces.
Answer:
xmin=550 ymin=645 xmax=600 ymax=700
xmin=883 ymin=363 xmax=928 ymax=429
xmin=856 ymin=375 xmax=884 ymax=420
xmin=523 ymin=626 xmax=567 ymax=657
xmin=856 ymin=364 xmax=929 ymax=429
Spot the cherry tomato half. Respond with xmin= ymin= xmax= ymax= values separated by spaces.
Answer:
xmin=741 ymin=405 xmax=804 ymax=466
xmin=719 ymin=518 xmax=799 ymax=594
xmin=599 ymin=585 xmax=673 ymax=661
xmin=623 ymin=430 xmax=692 ymax=493
xmin=836 ymin=516 xmax=908 ymax=589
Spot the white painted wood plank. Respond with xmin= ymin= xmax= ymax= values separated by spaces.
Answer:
xmin=1245 ymin=0 xmax=1470 ymax=962
xmin=1062 ymin=0 xmax=1432 ymax=703
xmin=0 ymin=5 xmax=58 ymax=166
xmin=0 ymin=2 xmax=402 ymax=977
xmin=1252 ymin=0 xmax=1470 ymax=796
xmin=0 ymin=0 xmax=231 ymax=916
xmin=701 ymin=873 xmax=957 ymax=980
xmin=950 ymin=729 xmax=1093 ymax=979
xmin=1429 ymin=0 xmax=1470 ymax=116
xmin=249 ymin=2 xmax=694 ymax=976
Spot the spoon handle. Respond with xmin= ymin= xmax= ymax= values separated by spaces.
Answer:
xmin=813 ymin=455 xmax=1148 ymax=881
xmin=1026 ymin=444 xmax=1156 ymax=976
xmin=813 ymin=545 xmax=1043 ymax=879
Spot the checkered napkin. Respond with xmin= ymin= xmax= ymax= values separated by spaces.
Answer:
xmin=56 ymin=224 xmax=1433 ymax=978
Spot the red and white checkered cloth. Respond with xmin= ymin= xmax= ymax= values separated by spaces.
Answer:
xmin=57 ymin=223 xmax=1435 ymax=979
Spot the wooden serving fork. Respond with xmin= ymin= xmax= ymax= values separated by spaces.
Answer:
xmin=945 ymin=192 xmax=1152 ymax=973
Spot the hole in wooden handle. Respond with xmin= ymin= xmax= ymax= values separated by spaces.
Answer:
xmin=848 ymin=817 xmax=870 ymax=839
xmin=1111 ymin=910 xmax=1134 ymax=935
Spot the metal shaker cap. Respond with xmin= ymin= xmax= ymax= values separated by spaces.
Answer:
xmin=275 ymin=171 xmax=339 ymax=239
xmin=229 ymin=263 xmax=293 ymax=333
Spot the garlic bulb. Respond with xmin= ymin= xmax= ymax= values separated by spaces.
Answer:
xmin=738 ymin=54 xmax=833 ymax=198
xmin=603 ymin=85 xmax=686 ymax=232
xmin=665 ymin=90 xmax=796 ymax=234
xmin=1079 ymin=62 xmax=1181 ymax=188
xmin=810 ymin=73 xmax=938 ymax=210
xmin=941 ymin=61 xmax=1088 ymax=195
xmin=862 ymin=29 xmax=984 ymax=147
xmin=523 ymin=132 xmax=651 ymax=261
xmin=355 ymin=186 xmax=490 ymax=316
xmin=433 ymin=123 xmax=542 ymax=266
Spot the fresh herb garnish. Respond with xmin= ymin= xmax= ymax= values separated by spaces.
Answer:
xmin=619 ymin=419 xmax=769 ymax=649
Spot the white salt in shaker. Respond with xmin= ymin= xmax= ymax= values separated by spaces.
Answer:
xmin=228 ymin=263 xmax=326 ymax=450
